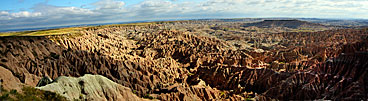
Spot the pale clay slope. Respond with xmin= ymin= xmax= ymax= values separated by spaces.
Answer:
xmin=0 ymin=66 xmax=23 ymax=91
xmin=36 ymin=74 xmax=146 ymax=101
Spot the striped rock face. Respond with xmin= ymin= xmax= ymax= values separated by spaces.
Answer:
xmin=0 ymin=20 xmax=367 ymax=100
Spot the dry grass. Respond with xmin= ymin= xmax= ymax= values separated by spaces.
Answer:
xmin=0 ymin=27 xmax=83 ymax=36
xmin=0 ymin=22 xmax=158 ymax=37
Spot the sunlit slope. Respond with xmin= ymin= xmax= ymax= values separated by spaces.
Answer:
xmin=0 ymin=22 xmax=156 ymax=36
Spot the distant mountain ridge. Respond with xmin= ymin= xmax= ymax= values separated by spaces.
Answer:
xmin=243 ymin=19 xmax=327 ymax=28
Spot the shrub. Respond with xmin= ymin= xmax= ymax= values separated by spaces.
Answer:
xmin=143 ymin=94 xmax=154 ymax=99
xmin=0 ymin=86 xmax=67 ymax=101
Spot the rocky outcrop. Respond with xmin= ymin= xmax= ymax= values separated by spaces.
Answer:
xmin=37 ymin=74 xmax=144 ymax=101
xmin=36 ymin=76 xmax=53 ymax=87
xmin=263 ymin=47 xmax=368 ymax=100
xmin=195 ymin=40 xmax=368 ymax=100
xmin=0 ymin=66 xmax=22 ymax=91
xmin=0 ymin=20 xmax=367 ymax=100
xmin=0 ymin=28 xmax=232 ymax=100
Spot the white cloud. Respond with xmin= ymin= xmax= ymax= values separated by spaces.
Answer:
xmin=0 ymin=11 xmax=9 ymax=15
xmin=1 ymin=0 xmax=368 ymax=31
xmin=93 ymin=0 xmax=125 ymax=10
xmin=11 ymin=11 xmax=41 ymax=18
xmin=0 ymin=11 xmax=41 ymax=20
xmin=32 ymin=3 xmax=94 ymax=16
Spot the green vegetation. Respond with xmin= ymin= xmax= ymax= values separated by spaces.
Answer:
xmin=246 ymin=97 xmax=255 ymax=101
xmin=132 ymin=90 xmax=137 ymax=94
xmin=0 ymin=27 xmax=83 ymax=36
xmin=187 ymin=72 xmax=194 ymax=76
xmin=0 ymin=86 xmax=67 ymax=101
xmin=143 ymin=94 xmax=154 ymax=99
xmin=245 ymin=94 xmax=255 ymax=101
xmin=220 ymin=91 xmax=226 ymax=97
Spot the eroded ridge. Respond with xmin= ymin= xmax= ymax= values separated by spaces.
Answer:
xmin=1 ymin=21 xmax=367 ymax=100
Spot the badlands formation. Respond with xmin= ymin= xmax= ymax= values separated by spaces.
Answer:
xmin=0 ymin=20 xmax=367 ymax=100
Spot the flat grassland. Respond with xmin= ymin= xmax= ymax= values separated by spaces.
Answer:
xmin=0 ymin=22 xmax=156 ymax=36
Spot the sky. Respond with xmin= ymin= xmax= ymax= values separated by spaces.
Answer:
xmin=1 ymin=0 xmax=368 ymax=31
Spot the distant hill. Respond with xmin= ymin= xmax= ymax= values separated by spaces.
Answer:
xmin=243 ymin=19 xmax=327 ymax=28
xmin=299 ymin=18 xmax=368 ymax=27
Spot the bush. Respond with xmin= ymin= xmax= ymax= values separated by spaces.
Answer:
xmin=0 ymin=86 xmax=67 ymax=101
xmin=143 ymin=94 xmax=154 ymax=99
